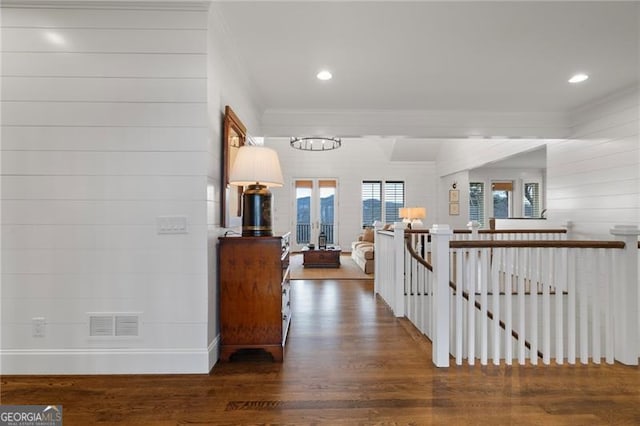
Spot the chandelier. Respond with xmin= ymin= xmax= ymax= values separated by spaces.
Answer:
xmin=290 ymin=136 xmax=341 ymax=151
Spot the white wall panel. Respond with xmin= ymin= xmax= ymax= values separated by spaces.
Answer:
xmin=548 ymin=87 xmax=640 ymax=239
xmin=2 ymin=247 xmax=207 ymax=275
xmin=2 ymin=126 xmax=208 ymax=151
xmin=2 ymin=52 xmax=206 ymax=78
xmin=569 ymin=105 xmax=638 ymax=139
xmin=2 ymin=224 xmax=207 ymax=250
xmin=1 ymin=272 xmax=207 ymax=301
xmin=2 ymin=151 xmax=208 ymax=175
xmin=1 ymin=7 xmax=208 ymax=29
xmin=3 ymin=77 xmax=207 ymax=102
xmin=547 ymin=178 xmax=638 ymax=199
xmin=0 ymin=323 xmax=208 ymax=351
xmin=0 ymin=277 xmax=208 ymax=324
xmin=3 ymin=28 xmax=206 ymax=53
xmin=547 ymin=134 xmax=638 ymax=166
xmin=1 ymin=175 xmax=206 ymax=200
xmin=3 ymin=101 xmax=207 ymax=127
xmin=545 ymin=164 xmax=639 ymax=189
xmin=549 ymin=194 xmax=637 ymax=210
xmin=0 ymin=4 xmax=210 ymax=374
xmin=2 ymin=200 xmax=206 ymax=225
xmin=549 ymin=149 xmax=639 ymax=175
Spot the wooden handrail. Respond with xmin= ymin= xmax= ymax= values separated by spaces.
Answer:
xmin=405 ymin=228 xmax=568 ymax=235
xmin=405 ymin=238 xmax=432 ymax=272
xmin=449 ymin=240 xmax=625 ymax=249
xmin=404 ymin=237 xmax=544 ymax=360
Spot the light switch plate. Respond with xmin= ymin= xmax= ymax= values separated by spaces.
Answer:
xmin=157 ymin=216 xmax=188 ymax=234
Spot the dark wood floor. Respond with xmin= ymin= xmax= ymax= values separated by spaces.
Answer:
xmin=2 ymin=279 xmax=640 ymax=425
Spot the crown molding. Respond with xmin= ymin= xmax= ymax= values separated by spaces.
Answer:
xmin=0 ymin=0 xmax=211 ymax=11
xmin=261 ymin=109 xmax=570 ymax=139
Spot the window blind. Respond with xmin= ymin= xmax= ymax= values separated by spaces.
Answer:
xmin=362 ymin=181 xmax=381 ymax=227
xmin=384 ymin=181 xmax=405 ymax=223
xmin=469 ymin=182 xmax=485 ymax=226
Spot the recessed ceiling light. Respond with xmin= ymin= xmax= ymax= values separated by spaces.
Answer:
xmin=568 ymin=73 xmax=589 ymax=84
xmin=316 ymin=70 xmax=332 ymax=81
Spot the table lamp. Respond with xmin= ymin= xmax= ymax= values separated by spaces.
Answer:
xmin=229 ymin=145 xmax=284 ymax=236
xmin=409 ymin=207 xmax=426 ymax=228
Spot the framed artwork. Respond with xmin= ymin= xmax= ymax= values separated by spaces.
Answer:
xmin=222 ymin=106 xmax=246 ymax=228
xmin=449 ymin=202 xmax=460 ymax=216
xmin=449 ymin=189 xmax=460 ymax=203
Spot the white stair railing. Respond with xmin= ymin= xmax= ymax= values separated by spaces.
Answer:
xmin=376 ymin=224 xmax=639 ymax=367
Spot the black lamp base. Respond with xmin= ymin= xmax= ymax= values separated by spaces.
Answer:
xmin=241 ymin=184 xmax=273 ymax=237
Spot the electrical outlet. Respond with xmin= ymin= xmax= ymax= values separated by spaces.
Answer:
xmin=32 ymin=317 xmax=46 ymax=337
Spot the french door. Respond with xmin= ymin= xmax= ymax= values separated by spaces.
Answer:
xmin=491 ymin=181 xmax=513 ymax=219
xmin=294 ymin=179 xmax=338 ymax=250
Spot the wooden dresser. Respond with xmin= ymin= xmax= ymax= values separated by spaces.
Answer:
xmin=218 ymin=233 xmax=291 ymax=362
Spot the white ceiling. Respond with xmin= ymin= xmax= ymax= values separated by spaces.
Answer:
xmin=217 ymin=1 xmax=638 ymax=114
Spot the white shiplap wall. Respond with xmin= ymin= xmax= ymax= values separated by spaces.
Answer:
xmin=267 ymin=138 xmax=437 ymax=249
xmin=1 ymin=3 xmax=211 ymax=373
xmin=547 ymin=87 xmax=640 ymax=238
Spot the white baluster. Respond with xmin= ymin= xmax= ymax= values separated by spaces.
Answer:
xmin=455 ymin=248 xmax=463 ymax=365
xmin=567 ymin=249 xmax=576 ymax=365
xmin=491 ymin=247 xmax=501 ymax=365
xmin=517 ymin=248 xmax=526 ymax=365
xmin=505 ymin=248 xmax=513 ymax=365
xmin=543 ymin=248 xmax=551 ymax=365
xmin=468 ymin=245 xmax=477 ymax=365
xmin=530 ymin=247 xmax=539 ymax=366
xmin=480 ymin=247 xmax=489 ymax=366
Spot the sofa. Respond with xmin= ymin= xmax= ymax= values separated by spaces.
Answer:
xmin=351 ymin=228 xmax=375 ymax=274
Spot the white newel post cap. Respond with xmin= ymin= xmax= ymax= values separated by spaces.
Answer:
xmin=610 ymin=225 xmax=640 ymax=236
xmin=430 ymin=224 xmax=453 ymax=234
xmin=394 ymin=221 xmax=408 ymax=229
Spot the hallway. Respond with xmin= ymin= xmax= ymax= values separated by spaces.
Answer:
xmin=2 ymin=279 xmax=639 ymax=424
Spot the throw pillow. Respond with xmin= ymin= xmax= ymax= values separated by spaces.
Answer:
xmin=362 ymin=228 xmax=375 ymax=243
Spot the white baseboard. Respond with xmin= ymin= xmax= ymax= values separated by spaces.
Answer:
xmin=208 ymin=334 xmax=220 ymax=371
xmin=1 ymin=347 xmax=213 ymax=375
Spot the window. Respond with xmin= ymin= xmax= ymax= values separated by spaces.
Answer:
xmin=361 ymin=180 xmax=405 ymax=227
xmin=469 ymin=182 xmax=485 ymax=226
xmin=523 ymin=182 xmax=540 ymax=218
xmin=492 ymin=181 xmax=513 ymax=219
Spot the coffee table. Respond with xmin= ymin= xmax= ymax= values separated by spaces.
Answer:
xmin=301 ymin=246 xmax=342 ymax=268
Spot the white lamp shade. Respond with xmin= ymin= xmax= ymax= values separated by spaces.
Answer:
xmin=409 ymin=207 xmax=426 ymax=219
xmin=229 ymin=145 xmax=284 ymax=187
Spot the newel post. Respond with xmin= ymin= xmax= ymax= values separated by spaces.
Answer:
xmin=430 ymin=224 xmax=453 ymax=367
xmin=393 ymin=225 xmax=406 ymax=317
xmin=467 ymin=220 xmax=481 ymax=238
xmin=610 ymin=225 xmax=640 ymax=365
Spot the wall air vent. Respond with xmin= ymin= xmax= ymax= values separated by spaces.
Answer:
xmin=90 ymin=315 xmax=114 ymax=337
xmin=115 ymin=315 xmax=139 ymax=337
xmin=88 ymin=313 xmax=141 ymax=338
